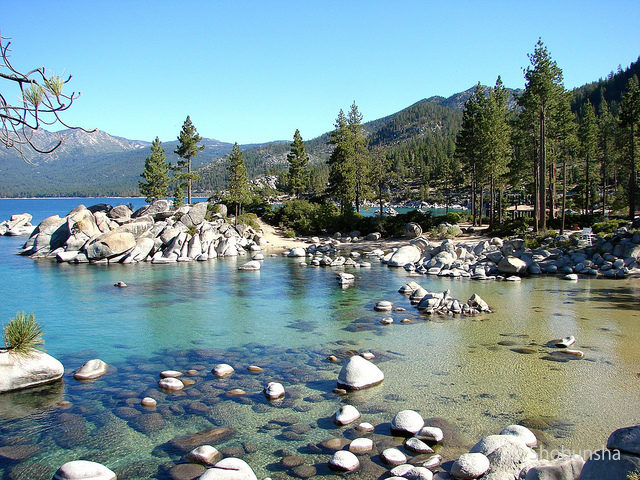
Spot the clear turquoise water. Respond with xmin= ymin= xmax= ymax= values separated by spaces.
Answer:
xmin=0 ymin=198 xmax=639 ymax=480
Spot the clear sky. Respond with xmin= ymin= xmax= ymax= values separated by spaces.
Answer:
xmin=2 ymin=1 xmax=639 ymax=145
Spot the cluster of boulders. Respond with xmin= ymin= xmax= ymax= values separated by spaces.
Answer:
xmin=396 ymin=281 xmax=492 ymax=316
xmin=286 ymin=242 xmax=375 ymax=268
xmin=382 ymin=233 xmax=640 ymax=280
xmin=0 ymin=213 xmax=35 ymax=236
xmin=449 ymin=425 xmax=585 ymax=480
xmin=17 ymin=200 xmax=267 ymax=264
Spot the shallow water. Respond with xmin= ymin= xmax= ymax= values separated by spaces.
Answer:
xmin=0 ymin=199 xmax=639 ymax=479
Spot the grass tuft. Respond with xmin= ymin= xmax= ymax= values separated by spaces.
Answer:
xmin=3 ymin=312 xmax=44 ymax=356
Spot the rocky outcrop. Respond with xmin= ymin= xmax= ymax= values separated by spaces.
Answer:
xmin=0 ymin=349 xmax=64 ymax=393
xmin=19 ymin=200 xmax=264 ymax=265
xmin=0 ymin=213 xmax=35 ymax=236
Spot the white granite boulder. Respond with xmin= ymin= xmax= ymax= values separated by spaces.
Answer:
xmin=334 ymin=404 xmax=361 ymax=425
xmin=391 ymin=409 xmax=425 ymax=435
xmin=337 ymin=355 xmax=384 ymax=390
xmin=52 ymin=460 xmax=116 ymax=480
xmin=238 ymin=260 xmax=261 ymax=271
xmin=186 ymin=445 xmax=223 ymax=466
xmin=212 ymin=364 xmax=234 ymax=378
xmin=388 ymin=245 xmax=421 ymax=267
xmin=73 ymin=359 xmax=108 ymax=380
xmin=199 ymin=457 xmax=258 ymax=480
xmin=500 ymin=424 xmax=537 ymax=447
xmin=0 ymin=349 xmax=64 ymax=393
xmin=451 ymin=452 xmax=490 ymax=479
xmin=264 ymin=382 xmax=285 ymax=400
xmin=85 ymin=231 xmax=136 ymax=261
xmin=329 ymin=450 xmax=360 ymax=472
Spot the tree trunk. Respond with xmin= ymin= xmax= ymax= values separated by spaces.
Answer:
xmin=471 ymin=167 xmax=477 ymax=226
xmin=601 ymin=157 xmax=607 ymax=218
xmin=561 ymin=156 xmax=567 ymax=235
xmin=549 ymin=154 xmax=556 ymax=220
xmin=533 ymin=152 xmax=540 ymax=233
xmin=479 ymin=186 xmax=484 ymax=227
xmin=539 ymin=107 xmax=547 ymax=231
xmin=489 ymin=176 xmax=495 ymax=227
xmin=630 ymin=124 xmax=637 ymax=220
xmin=187 ymin=158 xmax=192 ymax=204
xmin=585 ymin=154 xmax=590 ymax=215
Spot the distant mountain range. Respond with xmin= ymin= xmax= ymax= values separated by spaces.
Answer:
xmin=0 ymin=56 xmax=636 ymax=197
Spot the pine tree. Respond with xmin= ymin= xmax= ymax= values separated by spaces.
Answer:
xmin=598 ymin=95 xmax=616 ymax=216
xmin=347 ymin=102 xmax=369 ymax=213
xmin=618 ymin=76 xmax=640 ymax=219
xmin=520 ymin=39 xmax=565 ymax=231
xmin=484 ymin=77 xmax=512 ymax=226
xmin=227 ymin=142 xmax=250 ymax=225
xmin=139 ymin=137 xmax=170 ymax=203
xmin=174 ymin=116 xmax=204 ymax=204
xmin=368 ymin=145 xmax=393 ymax=216
xmin=327 ymin=109 xmax=356 ymax=213
xmin=286 ymin=129 xmax=309 ymax=197
xmin=579 ymin=101 xmax=599 ymax=214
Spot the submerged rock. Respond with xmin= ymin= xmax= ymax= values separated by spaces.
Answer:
xmin=73 ymin=359 xmax=108 ymax=380
xmin=329 ymin=450 xmax=360 ymax=472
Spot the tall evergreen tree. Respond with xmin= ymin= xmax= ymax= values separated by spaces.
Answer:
xmin=579 ymin=101 xmax=599 ymax=213
xmin=368 ymin=145 xmax=393 ymax=217
xmin=347 ymin=102 xmax=370 ymax=213
xmin=139 ymin=137 xmax=170 ymax=203
xmin=174 ymin=116 xmax=204 ymax=204
xmin=484 ymin=77 xmax=512 ymax=226
xmin=286 ymin=129 xmax=309 ymax=197
xmin=598 ymin=94 xmax=616 ymax=216
xmin=455 ymin=84 xmax=487 ymax=225
xmin=520 ymin=39 xmax=565 ymax=231
xmin=327 ymin=109 xmax=356 ymax=214
xmin=227 ymin=142 xmax=250 ymax=225
xmin=618 ymin=76 xmax=640 ymax=219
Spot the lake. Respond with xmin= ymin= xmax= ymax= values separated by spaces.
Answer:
xmin=0 ymin=198 xmax=638 ymax=479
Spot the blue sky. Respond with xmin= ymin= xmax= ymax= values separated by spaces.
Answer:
xmin=2 ymin=1 xmax=639 ymax=144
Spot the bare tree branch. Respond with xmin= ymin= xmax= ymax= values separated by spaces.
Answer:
xmin=0 ymin=31 xmax=95 ymax=162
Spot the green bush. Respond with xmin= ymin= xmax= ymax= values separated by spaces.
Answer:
xmin=235 ymin=213 xmax=261 ymax=230
xmin=592 ymin=218 xmax=629 ymax=234
xmin=429 ymin=224 xmax=462 ymax=240
xmin=435 ymin=212 xmax=462 ymax=225
xmin=269 ymin=199 xmax=338 ymax=235
xmin=284 ymin=229 xmax=296 ymax=238
xmin=185 ymin=225 xmax=198 ymax=237
xmin=3 ymin=312 xmax=44 ymax=356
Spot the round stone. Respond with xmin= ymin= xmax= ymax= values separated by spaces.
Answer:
xmin=404 ymin=436 xmax=434 ymax=454
xmin=141 ymin=397 xmax=157 ymax=407
xmin=374 ymin=300 xmax=393 ymax=311
xmin=451 ymin=452 xmax=490 ymax=479
xmin=356 ymin=422 xmax=374 ymax=433
xmin=360 ymin=351 xmax=375 ymax=360
xmin=168 ymin=463 xmax=205 ymax=480
xmin=329 ymin=450 xmax=360 ymax=472
xmin=52 ymin=460 xmax=116 ymax=480
xmin=160 ymin=370 xmax=183 ymax=378
xmin=349 ymin=437 xmax=373 ymax=454
xmin=500 ymin=424 xmax=537 ymax=446
xmin=185 ymin=445 xmax=222 ymax=466
xmin=391 ymin=409 xmax=425 ymax=435
xmin=212 ymin=364 xmax=235 ymax=378
xmin=416 ymin=426 xmax=444 ymax=443
xmin=381 ymin=447 xmax=407 ymax=466
xmin=158 ymin=377 xmax=184 ymax=391
xmin=264 ymin=382 xmax=285 ymax=400
xmin=337 ymin=355 xmax=384 ymax=390
xmin=335 ymin=404 xmax=361 ymax=426
xmin=380 ymin=317 xmax=394 ymax=325
xmin=247 ymin=365 xmax=264 ymax=373
xmin=227 ymin=388 xmax=246 ymax=396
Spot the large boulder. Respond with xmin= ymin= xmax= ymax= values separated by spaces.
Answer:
xmin=497 ymin=256 xmax=528 ymax=275
xmin=451 ymin=452 xmax=490 ymax=479
xmin=7 ymin=213 xmax=32 ymax=230
xmin=85 ymin=231 xmax=136 ymax=261
xmin=132 ymin=199 xmax=172 ymax=219
xmin=73 ymin=359 xmax=108 ymax=380
xmin=0 ymin=349 xmax=64 ymax=393
xmin=108 ymin=204 xmax=132 ymax=222
xmin=337 ymin=355 xmax=384 ymax=390
xmin=391 ymin=410 xmax=425 ymax=436
xmin=388 ymin=245 xmax=421 ymax=267
xmin=181 ymin=202 xmax=209 ymax=227
xmin=579 ymin=450 xmax=640 ymax=480
xmin=199 ymin=458 xmax=257 ymax=480
xmin=522 ymin=455 xmax=584 ymax=479
xmin=22 ymin=215 xmax=69 ymax=256
xmin=405 ymin=222 xmax=423 ymax=239
xmin=52 ymin=460 xmax=116 ymax=480
xmin=607 ymin=425 xmax=640 ymax=456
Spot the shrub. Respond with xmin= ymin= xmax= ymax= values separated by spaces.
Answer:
xmin=436 ymin=212 xmax=462 ymax=225
xmin=592 ymin=218 xmax=629 ymax=234
xmin=284 ymin=229 xmax=296 ymax=238
xmin=3 ymin=312 xmax=44 ymax=356
xmin=185 ymin=225 xmax=198 ymax=237
xmin=429 ymin=224 xmax=462 ymax=240
xmin=235 ymin=213 xmax=261 ymax=231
